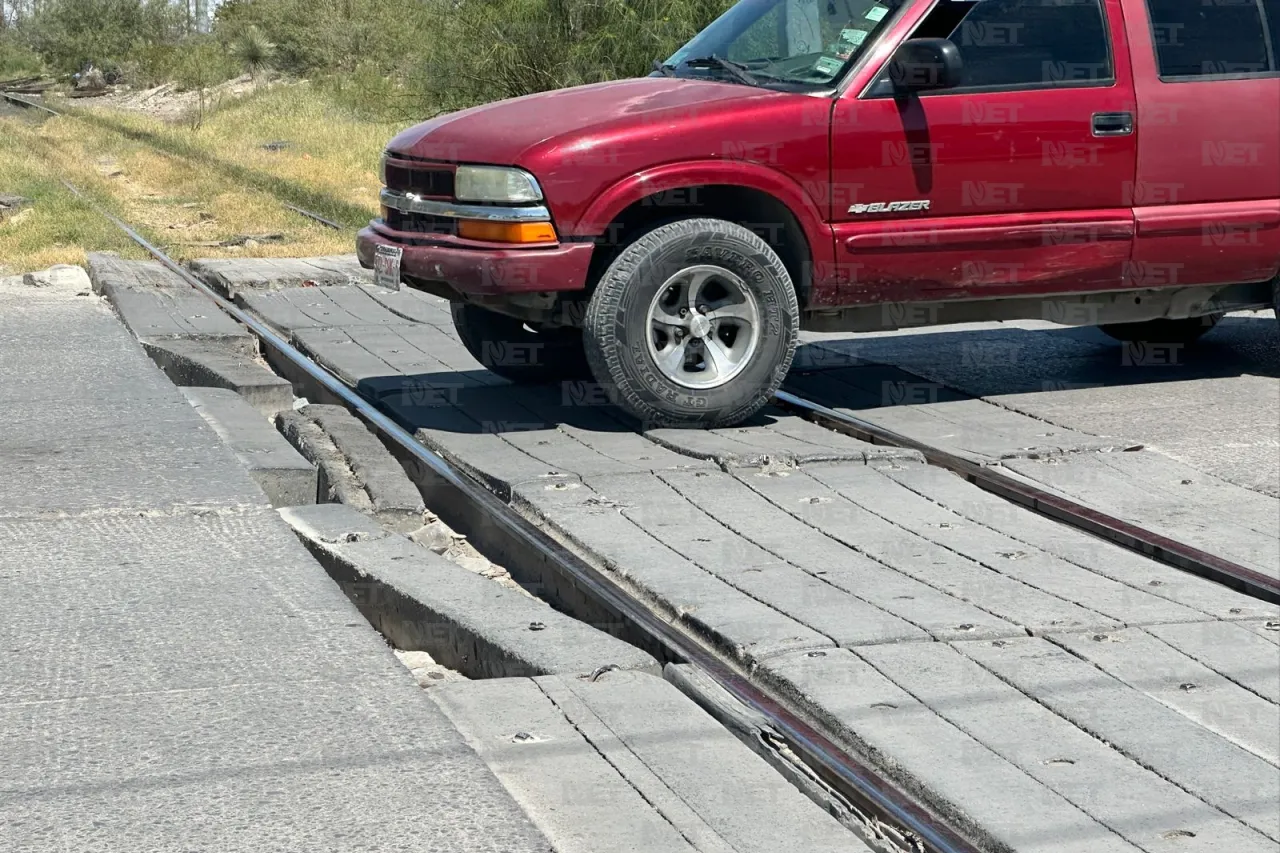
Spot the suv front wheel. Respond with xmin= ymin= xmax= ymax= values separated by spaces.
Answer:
xmin=582 ymin=218 xmax=799 ymax=428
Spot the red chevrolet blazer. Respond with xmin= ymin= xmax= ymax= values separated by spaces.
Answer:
xmin=358 ymin=0 xmax=1280 ymax=428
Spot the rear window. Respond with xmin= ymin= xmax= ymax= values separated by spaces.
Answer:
xmin=1146 ymin=0 xmax=1275 ymax=79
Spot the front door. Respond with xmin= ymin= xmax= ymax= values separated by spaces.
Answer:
xmin=829 ymin=0 xmax=1139 ymax=306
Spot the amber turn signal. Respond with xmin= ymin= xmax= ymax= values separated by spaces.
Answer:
xmin=457 ymin=219 xmax=557 ymax=244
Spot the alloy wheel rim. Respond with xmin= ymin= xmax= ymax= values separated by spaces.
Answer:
xmin=645 ymin=264 xmax=762 ymax=390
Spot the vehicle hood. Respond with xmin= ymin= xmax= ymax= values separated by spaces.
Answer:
xmin=386 ymin=76 xmax=788 ymax=165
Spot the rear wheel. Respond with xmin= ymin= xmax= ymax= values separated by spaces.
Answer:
xmin=582 ymin=218 xmax=799 ymax=428
xmin=452 ymin=302 xmax=590 ymax=384
xmin=1099 ymin=313 xmax=1223 ymax=345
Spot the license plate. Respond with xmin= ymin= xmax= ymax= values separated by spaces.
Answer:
xmin=372 ymin=244 xmax=403 ymax=291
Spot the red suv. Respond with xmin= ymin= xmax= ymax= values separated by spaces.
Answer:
xmin=357 ymin=0 xmax=1280 ymax=428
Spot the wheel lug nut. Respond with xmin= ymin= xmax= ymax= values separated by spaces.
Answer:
xmin=697 ymin=304 xmax=708 ymax=314
xmin=679 ymin=308 xmax=688 ymax=317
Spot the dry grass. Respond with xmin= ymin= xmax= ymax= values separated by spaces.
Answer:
xmin=0 ymin=83 xmax=414 ymax=275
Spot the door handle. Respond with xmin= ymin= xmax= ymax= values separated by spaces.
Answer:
xmin=1092 ymin=112 xmax=1134 ymax=137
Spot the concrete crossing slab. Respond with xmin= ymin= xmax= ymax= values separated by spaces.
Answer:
xmin=87 ymin=253 xmax=253 ymax=348
xmin=856 ymin=641 xmax=1276 ymax=853
xmin=798 ymin=315 xmax=1280 ymax=496
xmin=182 ymin=387 xmax=317 ymax=508
xmin=514 ymin=477 xmax=834 ymax=665
xmin=877 ymin=460 xmax=1280 ymax=621
xmin=959 ymin=637 xmax=1280 ymax=841
xmin=584 ymin=471 xmax=931 ymax=648
xmin=737 ymin=468 xmax=1122 ymax=636
xmin=1002 ymin=452 xmax=1280 ymax=580
xmin=784 ymin=363 xmax=1119 ymax=460
xmin=1142 ymin=621 xmax=1280 ymax=702
xmin=759 ymin=648 xmax=1139 ymax=853
xmin=431 ymin=670 xmax=873 ymax=853
xmin=190 ymin=254 xmax=371 ymax=296
xmin=1050 ymin=628 xmax=1279 ymax=765
xmin=807 ymin=464 xmax=1208 ymax=627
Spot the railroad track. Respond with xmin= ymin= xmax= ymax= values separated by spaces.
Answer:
xmin=776 ymin=391 xmax=1280 ymax=605
xmin=61 ymin=179 xmax=1277 ymax=853
xmin=2 ymin=90 xmax=343 ymax=232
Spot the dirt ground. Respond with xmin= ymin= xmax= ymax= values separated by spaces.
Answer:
xmin=83 ymin=74 xmax=291 ymax=122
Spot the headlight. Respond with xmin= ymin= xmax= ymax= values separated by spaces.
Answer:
xmin=455 ymin=166 xmax=543 ymax=204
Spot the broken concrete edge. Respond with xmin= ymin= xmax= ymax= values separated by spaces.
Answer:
xmin=142 ymin=337 xmax=296 ymax=417
xmin=663 ymin=663 xmax=904 ymax=853
xmin=187 ymin=255 xmax=372 ymax=299
xmin=180 ymin=387 xmax=317 ymax=509
xmin=83 ymin=252 xmax=259 ymax=357
xmin=276 ymin=404 xmax=425 ymax=533
xmin=278 ymin=503 xmax=660 ymax=681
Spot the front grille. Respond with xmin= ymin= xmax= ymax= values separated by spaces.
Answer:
xmin=384 ymin=162 xmax=454 ymax=198
xmin=382 ymin=206 xmax=457 ymax=236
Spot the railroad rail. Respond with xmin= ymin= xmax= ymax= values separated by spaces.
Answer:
xmin=2 ymin=91 xmax=341 ymax=230
xmin=775 ymin=391 xmax=1280 ymax=605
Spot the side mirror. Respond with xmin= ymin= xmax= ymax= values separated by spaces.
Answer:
xmin=887 ymin=38 xmax=963 ymax=93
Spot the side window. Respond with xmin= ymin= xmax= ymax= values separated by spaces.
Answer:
xmin=1145 ymin=0 xmax=1274 ymax=79
xmin=947 ymin=0 xmax=1114 ymax=88
xmin=875 ymin=0 xmax=1115 ymax=93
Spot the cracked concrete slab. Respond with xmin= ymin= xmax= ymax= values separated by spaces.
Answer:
xmin=189 ymin=255 xmax=371 ymax=296
xmin=181 ymin=387 xmax=316 ymax=508
xmin=87 ymin=252 xmax=253 ymax=350
xmin=144 ymin=337 xmax=294 ymax=415
xmin=277 ymin=403 xmax=425 ymax=532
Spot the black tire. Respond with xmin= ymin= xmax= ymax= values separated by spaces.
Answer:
xmin=1099 ymin=313 xmax=1223 ymax=345
xmin=451 ymin=302 xmax=590 ymax=384
xmin=582 ymin=218 xmax=799 ymax=428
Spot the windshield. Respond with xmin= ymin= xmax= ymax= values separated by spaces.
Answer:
xmin=664 ymin=0 xmax=902 ymax=89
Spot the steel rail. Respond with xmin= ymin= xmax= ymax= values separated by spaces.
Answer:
xmin=64 ymin=179 xmax=981 ymax=853
xmin=0 ymin=90 xmax=62 ymax=116
xmin=775 ymin=389 xmax=1280 ymax=605
xmin=283 ymin=202 xmax=343 ymax=230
